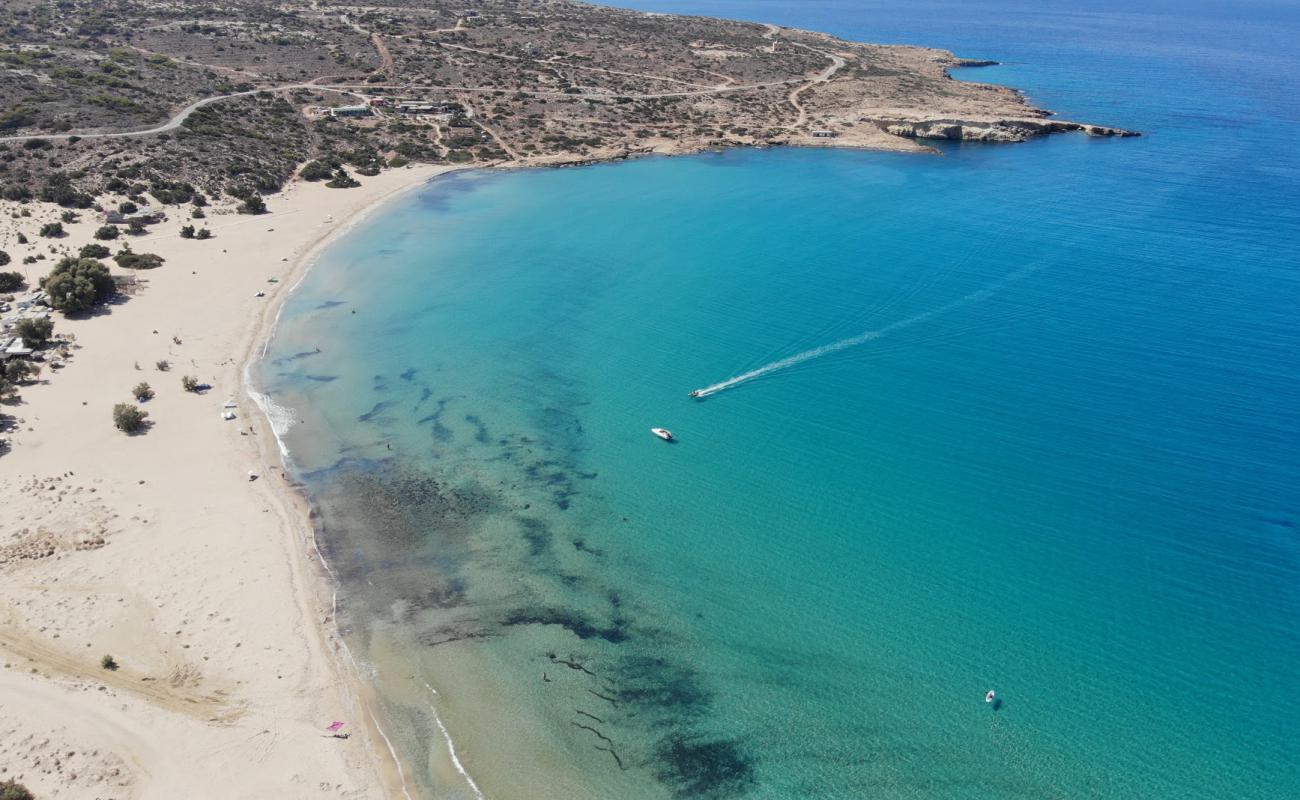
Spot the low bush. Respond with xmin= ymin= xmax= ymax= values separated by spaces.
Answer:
xmin=80 ymin=243 xmax=112 ymax=259
xmin=0 ymin=271 xmax=22 ymax=292
xmin=132 ymin=381 xmax=154 ymax=401
xmin=114 ymin=250 xmax=164 ymax=270
xmin=94 ymin=225 xmax=119 ymax=240
xmin=112 ymin=403 xmax=148 ymax=433
xmin=181 ymin=374 xmax=199 ymax=392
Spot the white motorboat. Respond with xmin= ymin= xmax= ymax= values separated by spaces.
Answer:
xmin=985 ymin=690 xmax=996 ymax=704
xmin=651 ymin=428 xmax=675 ymax=441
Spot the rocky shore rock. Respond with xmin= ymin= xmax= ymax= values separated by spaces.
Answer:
xmin=876 ymin=118 xmax=1141 ymax=142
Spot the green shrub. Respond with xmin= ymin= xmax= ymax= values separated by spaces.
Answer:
xmin=114 ymin=250 xmax=164 ymax=270
xmin=238 ymin=195 xmax=267 ymax=214
xmin=112 ymin=403 xmax=147 ymax=433
xmin=79 ymin=243 xmax=111 ymax=259
xmin=94 ymin=225 xmax=119 ymax=240
xmin=180 ymin=224 xmax=195 ymax=239
xmin=101 ymin=654 xmax=119 ymax=670
xmin=326 ymin=169 xmax=361 ymax=189
xmin=0 ymin=778 xmax=35 ymax=800
xmin=132 ymin=382 xmax=154 ymax=401
xmin=5 ymin=359 xmax=36 ymax=385
xmin=15 ymin=317 xmax=53 ymax=347
xmin=181 ymin=374 xmax=199 ymax=392
xmin=196 ymin=228 xmax=212 ymax=240
xmin=0 ymin=250 xmax=8 ymax=267
xmin=0 ymin=271 xmax=22 ymax=292
xmin=39 ymin=221 xmax=64 ymax=238
xmin=299 ymin=160 xmax=334 ymax=181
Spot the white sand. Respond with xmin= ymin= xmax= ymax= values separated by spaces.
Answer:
xmin=0 ymin=165 xmax=453 ymax=799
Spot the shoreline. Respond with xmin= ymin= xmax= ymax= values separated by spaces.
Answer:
xmin=0 ymin=164 xmax=451 ymax=798
xmin=238 ymin=163 xmax=473 ymax=800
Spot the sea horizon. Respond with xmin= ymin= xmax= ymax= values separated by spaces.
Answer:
xmin=258 ymin=1 xmax=1300 ymax=798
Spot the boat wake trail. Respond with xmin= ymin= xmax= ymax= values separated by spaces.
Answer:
xmin=690 ymin=263 xmax=1041 ymax=398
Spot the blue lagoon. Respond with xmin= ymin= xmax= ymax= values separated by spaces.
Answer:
xmin=260 ymin=2 xmax=1300 ymax=797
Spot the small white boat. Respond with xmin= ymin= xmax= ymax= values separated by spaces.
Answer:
xmin=651 ymin=427 xmax=675 ymax=442
xmin=985 ymin=690 xmax=996 ymax=704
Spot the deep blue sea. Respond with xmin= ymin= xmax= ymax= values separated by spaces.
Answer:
xmin=260 ymin=2 xmax=1300 ymax=797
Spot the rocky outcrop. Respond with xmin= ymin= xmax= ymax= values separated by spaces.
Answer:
xmin=874 ymin=117 xmax=1140 ymax=143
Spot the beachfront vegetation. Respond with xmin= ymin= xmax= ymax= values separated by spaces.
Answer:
xmin=0 ymin=250 xmax=9 ymax=267
xmin=127 ymin=219 xmax=147 ymax=235
xmin=238 ymin=195 xmax=267 ymax=215
xmin=101 ymin=654 xmax=119 ymax=671
xmin=79 ymin=243 xmax=112 ymax=259
xmin=181 ymin=375 xmax=199 ymax=392
xmin=196 ymin=228 xmax=212 ymax=240
xmin=0 ymin=271 xmax=23 ymax=292
xmin=326 ymin=169 xmax=361 ymax=189
xmin=112 ymin=403 xmax=148 ymax=433
xmin=39 ymin=221 xmax=64 ymax=238
xmin=300 ymin=160 xmax=334 ymax=181
xmin=114 ymin=249 xmax=164 ymax=270
xmin=5 ymin=359 xmax=37 ymax=385
xmin=94 ymin=225 xmax=120 ymax=241
xmin=0 ymin=779 xmax=35 ymax=800
xmin=15 ymin=317 xmax=53 ymax=347
xmin=155 ymin=359 xmax=171 ymax=372
xmin=180 ymin=225 xmax=195 ymax=239
xmin=40 ymin=256 xmax=115 ymax=314
xmin=132 ymin=382 xmax=154 ymax=401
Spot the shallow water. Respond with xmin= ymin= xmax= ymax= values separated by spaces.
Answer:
xmin=261 ymin=1 xmax=1300 ymax=797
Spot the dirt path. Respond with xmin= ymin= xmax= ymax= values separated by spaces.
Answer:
xmin=784 ymin=44 xmax=847 ymax=129
xmin=458 ymin=96 xmax=522 ymax=162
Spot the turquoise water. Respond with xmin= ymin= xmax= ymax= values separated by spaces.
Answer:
xmin=261 ymin=2 xmax=1300 ymax=798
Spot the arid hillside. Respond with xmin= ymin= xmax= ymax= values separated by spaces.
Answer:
xmin=0 ymin=0 xmax=1135 ymax=207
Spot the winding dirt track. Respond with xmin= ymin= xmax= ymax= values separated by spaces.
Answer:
xmin=0 ymin=85 xmax=368 ymax=143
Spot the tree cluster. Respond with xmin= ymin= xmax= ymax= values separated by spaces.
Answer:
xmin=40 ymin=256 xmax=115 ymax=314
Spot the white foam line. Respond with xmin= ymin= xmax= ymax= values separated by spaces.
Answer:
xmin=425 ymin=682 xmax=486 ymax=800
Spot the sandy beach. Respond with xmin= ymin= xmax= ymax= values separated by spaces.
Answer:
xmin=0 ymin=165 xmax=452 ymax=799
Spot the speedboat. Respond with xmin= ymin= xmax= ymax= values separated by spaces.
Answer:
xmin=689 ymin=390 xmax=702 ymax=398
xmin=651 ymin=428 xmax=675 ymax=441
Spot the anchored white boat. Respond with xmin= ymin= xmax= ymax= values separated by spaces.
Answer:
xmin=651 ymin=428 xmax=675 ymax=442
xmin=985 ymin=690 xmax=996 ymax=703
